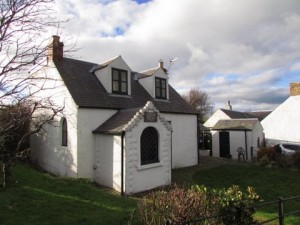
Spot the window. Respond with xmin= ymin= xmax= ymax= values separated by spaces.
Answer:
xmin=155 ymin=77 xmax=167 ymax=99
xmin=112 ymin=68 xmax=128 ymax=94
xmin=140 ymin=127 xmax=159 ymax=165
xmin=61 ymin=118 xmax=68 ymax=146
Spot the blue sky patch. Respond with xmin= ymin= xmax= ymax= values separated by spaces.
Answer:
xmin=134 ymin=0 xmax=152 ymax=4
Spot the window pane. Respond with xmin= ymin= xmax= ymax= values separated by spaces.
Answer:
xmin=62 ymin=118 xmax=68 ymax=146
xmin=121 ymin=72 xmax=127 ymax=81
xmin=121 ymin=82 xmax=127 ymax=92
xmin=112 ymin=81 xmax=119 ymax=92
xmin=161 ymin=89 xmax=166 ymax=98
xmin=112 ymin=70 xmax=119 ymax=80
xmin=141 ymin=127 xmax=159 ymax=165
xmin=155 ymin=78 xmax=160 ymax=88
xmin=156 ymin=87 xmax=161 ymax=97
xmin=161 ymin=79 xmax=166 ymax=88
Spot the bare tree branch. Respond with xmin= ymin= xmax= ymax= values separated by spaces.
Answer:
xmin=182 ymin=88 xmax=213 ymax=123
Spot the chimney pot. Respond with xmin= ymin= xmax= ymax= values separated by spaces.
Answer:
xmin=225 ymin=100 xmax=232 ymax=110
xmin=290 ymin=82 xmax=300 ymax=96
xmin=158 ymin=59 xmax=164 ymax=69
xmin=48 ymin=35 xmax=64 ymax=61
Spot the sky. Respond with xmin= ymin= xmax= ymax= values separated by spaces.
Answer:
xmin=53 ymin=0 xmax=300 ymax=112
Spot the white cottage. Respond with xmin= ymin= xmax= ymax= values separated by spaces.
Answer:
xmin=204 ymin=101 xmax=266 ymax=160
xmin=30 ymin=36 xmax=198 ymax=195
xmin=261 ymin=82 xmax=300 ymax=146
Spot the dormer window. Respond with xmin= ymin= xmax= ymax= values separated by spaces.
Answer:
xmin=112 ymin=68 xmax=128 ymax=95
xmin=155 ymin=77 xmax=167 ymax=99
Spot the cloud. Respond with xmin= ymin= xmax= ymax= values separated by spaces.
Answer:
xmin=55 ymin=0 xmax=300 ymax=112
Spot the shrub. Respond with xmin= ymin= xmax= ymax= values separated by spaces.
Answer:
xmin=217 ymin=186 xmax=260 ymax=225
xmin=138 ymin=185 xmax=220 ymax=225
xmin=257 ymin=147 xmax=276 ymax=162
xmin=137 ymin=185 xmax=259 ymax=225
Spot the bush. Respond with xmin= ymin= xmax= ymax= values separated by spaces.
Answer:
xmin=217 ymin=186 xmax=260 ymax=225
xmin=257 ymin=146 xmax=300 ymax=168
xmin=257 ymin=147 xmax=276 ymax=162
xmin=137 ymin=185 xmax=259 ymax=225
xmin=138 ymin=185 xmax=220 ymax=225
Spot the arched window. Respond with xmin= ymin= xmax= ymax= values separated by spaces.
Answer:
xmin=140 ymin=127 xmax=159 ymax=165
xmin=61 ymin=118 xmax=68 ymax=146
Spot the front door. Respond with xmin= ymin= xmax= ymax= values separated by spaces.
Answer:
xmin=219 ymin=132 xmax=230 ymax=157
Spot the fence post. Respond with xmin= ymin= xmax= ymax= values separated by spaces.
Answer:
xmin=278 ymin=197 xmax=284 ymax=225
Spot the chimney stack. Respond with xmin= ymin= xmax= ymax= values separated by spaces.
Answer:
xmin=225 ymin=100 xmax=232 ymax=110
xmin=158 ymin=59 xmax=164 ymax=69
xmin=48 ymin=35 xmax=64 ymax=61
xmin=290 ymin=82 xmax=300 ymax=96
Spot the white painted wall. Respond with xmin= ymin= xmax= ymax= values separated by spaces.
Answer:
xmin=77 ymin=108 xmax=117 ymax=178
xmin=211 ymin=124 xmax=263 ymax=160
xmin=94 ymin=56 xmax=132 ymax=95
xmin=94 ymin=134 xmax=122 ymax=192
xmin=204 ymin=109 xmax=230 ymax=128
xmin=163 ymin=113 xmax=198 ymax=168
xmin=261 ymin=96 xmax=300 ymax=145
xmin=30 ymin=64 xmax=78 ymax=177
xmin=124 ymin=115 xmax=172 ymax=194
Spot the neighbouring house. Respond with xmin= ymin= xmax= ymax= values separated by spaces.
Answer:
xmin=261 ymin=82 xmax=300 ymax=146
xmin=30 ymin=36 xmax=198 ymax=195
xmin=210 ymin=119 xmax=264 ymax=160
xmin=204 ymin=101 xmax=267 ymax=160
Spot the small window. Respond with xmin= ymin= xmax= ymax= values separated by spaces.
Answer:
xmin=141 ymin=127 xmax=159 ymax=165
xmin=112 ymin=68 xmax=128 ymax=94
xmin=61 ymin=118 xmax=68 ymax=146
xmin=155 ymin=77 xmax=167 ymax=99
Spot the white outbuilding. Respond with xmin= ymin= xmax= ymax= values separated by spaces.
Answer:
xmin=261 ymin=82 xmax=300 ymax=146
xmin=211 ymin=119 xmax=264 ymax=160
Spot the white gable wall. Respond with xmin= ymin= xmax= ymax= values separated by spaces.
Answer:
xmin=163 ymin=113 xmax=198 ymax=168
xmin=204 ymin=109 xmax=230 ymax=128
xmin=261 ymin=96 xmax=300 ymax=145
xmin=30 ymin=64 xmax=78 ymax=177
xmin=94 ymin=56 xmax=132 ymax=95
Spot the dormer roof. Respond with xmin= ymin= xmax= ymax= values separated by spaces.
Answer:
xmin=89 ymin=55 xmax=130 ymax=73
xmin=53 ymin=57 xmax=196 ymax=114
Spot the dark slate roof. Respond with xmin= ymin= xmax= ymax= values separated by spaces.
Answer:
xmin=220 ymin=108 xmax=248 ymax=119
xmin=245 ymin=111 xmax=272 ymax=121
xmin=220 ymin=108 xmax=272 ymax=121
xmin=54 ymin=57 xmax=196 ymax=114
xmin=213 ymin=119 xmax=259 ymax=131
xmin=93 ymin=108 xmax=140 ymax=134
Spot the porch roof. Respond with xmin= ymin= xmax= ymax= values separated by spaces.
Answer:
xmin=212 ymin=119 xmax=259 ymax=131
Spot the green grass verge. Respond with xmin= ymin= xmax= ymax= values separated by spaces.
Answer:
xmin=192 ymin=163 xmax=300 ymax=225
xmin=0 ymin=163 xmax=138 ymax=225
xmin=1 ymin=160 xmax=299 ymax=225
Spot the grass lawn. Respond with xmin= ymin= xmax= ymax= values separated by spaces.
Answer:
xmin=0 ymin=163 xmax=138 ymax=225
xmin=173 ymin=157 xmax=300 ymax=225
xmin=1 ymin=158 xmax=300 ymax=225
